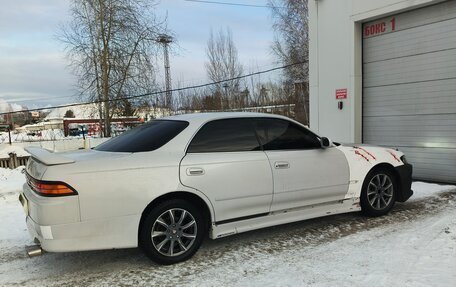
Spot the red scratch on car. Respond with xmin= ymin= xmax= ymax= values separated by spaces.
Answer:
xmin=354 ymin=150 xmax=370 ymax=162
xmin=355 ymin=147 xmax=376 ymax=160
xmin=387 ymin=150 xmax=401 ymax=162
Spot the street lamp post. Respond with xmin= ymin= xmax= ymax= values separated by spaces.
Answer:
xmin=222 ymin=83 xmax=229 ymax=111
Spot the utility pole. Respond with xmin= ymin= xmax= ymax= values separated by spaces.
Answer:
xmin=157 ymin=34 xmax=173 ymax=112
xmin=7 ymin=126 xmax=12 ymax=145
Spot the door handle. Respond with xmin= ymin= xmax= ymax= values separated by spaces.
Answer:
xmin=186 ymin=167 xmax=205 ymax=176
xmin=274 ymin=162 xmax=290 ymax=169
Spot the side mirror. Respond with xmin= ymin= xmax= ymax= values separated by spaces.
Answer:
xmin=320 ymin=137 xmax=332 ymax=148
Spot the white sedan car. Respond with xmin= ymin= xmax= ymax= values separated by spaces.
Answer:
xmin=19 ymin=113 xmax=413 ymax=264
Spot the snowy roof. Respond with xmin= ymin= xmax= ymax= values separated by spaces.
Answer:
xmin=45 ymin=103 xmax=100 ymax=120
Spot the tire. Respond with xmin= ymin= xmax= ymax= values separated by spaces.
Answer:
xmin=360 ymin=168 xmax=397 ymax=217
xmin=139 ymin=199 xmax=205 ymax=265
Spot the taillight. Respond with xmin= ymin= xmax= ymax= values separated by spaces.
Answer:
xmin=26 ymin=173 xmax=77 ymax=197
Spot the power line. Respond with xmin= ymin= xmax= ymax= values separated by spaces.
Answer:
xmin=0 ymin=61 xmax=306 ymax=116
xmin=184 ymin=0 xmax=282 ymax=9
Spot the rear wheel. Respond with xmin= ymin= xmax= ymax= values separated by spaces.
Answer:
xmin=361 ymin=168 xmax=397 ymax=217
xmin=139 ymin=199 xmax=205 ymax=265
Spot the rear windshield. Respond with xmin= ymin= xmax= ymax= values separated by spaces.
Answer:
xmin=94 ymin=120 xmax=189 ymax=152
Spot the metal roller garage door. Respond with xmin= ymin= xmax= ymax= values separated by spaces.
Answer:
xmin=362 ymin=1 xmax=456 ymax=183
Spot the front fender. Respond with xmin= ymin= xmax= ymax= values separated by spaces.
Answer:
xmin=336 ymin=145 xmax=409 ymax=200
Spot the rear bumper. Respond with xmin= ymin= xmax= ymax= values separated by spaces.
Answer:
xmin=21 ymin=183 xmax=140 ymax=252
xmin=395 ymin=163 xmax=413 ymax=202
xmin=25 ymin=214 xmax=140 ymax=252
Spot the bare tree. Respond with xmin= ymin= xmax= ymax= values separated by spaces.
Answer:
xmin=269 ymin=0 xmax=309 ymax=124
xmin=205 ymin=28 xmax=244 ymax=110
xmin=269 ymin=0 xmax=308 ymax=82
xmin=59 ymin=0 xmax=167 ymax=136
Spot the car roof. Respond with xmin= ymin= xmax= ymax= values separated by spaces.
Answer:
xmin=151 ymin=112 xmax=316 ymax=152
xmin=163 ymin=112 xmax=289 ymax=124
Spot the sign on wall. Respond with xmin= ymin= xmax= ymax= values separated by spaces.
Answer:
xmin=336 ymin=88 xmax=347 ymax=99
xmin=363 ymin=17 xmax=396 ymax=38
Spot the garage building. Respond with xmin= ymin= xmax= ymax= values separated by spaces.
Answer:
xmin=309 ymin=0 xmax=456 ymax=183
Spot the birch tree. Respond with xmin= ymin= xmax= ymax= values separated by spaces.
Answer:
xmin=60 ymin=0 xmax=167 ymax=136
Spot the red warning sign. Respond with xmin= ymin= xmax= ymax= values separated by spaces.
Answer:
xmin=336 ymin=89 xmax=347 ymax=99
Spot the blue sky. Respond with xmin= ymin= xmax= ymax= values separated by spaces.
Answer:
xmin=0 ymin=0 xmax=275 ymax=109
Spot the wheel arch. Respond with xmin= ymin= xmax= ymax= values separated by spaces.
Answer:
xmin=360 ymin=162 xmax=400 ymax=216
xmin=138 ymin=191 xmax=213 ymax=239
xmin=368 ymin=162 xmax=413 ymax=202
xmin=367 ymin=162 xmax=400 ymax=185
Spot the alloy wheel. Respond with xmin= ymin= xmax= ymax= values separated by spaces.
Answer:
xmin=151 ymin=208 xmax=197 ymax=257
xmin=367 ymin=174 xmax=394 ymax=210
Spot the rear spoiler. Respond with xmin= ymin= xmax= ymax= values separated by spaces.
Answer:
xmin=24 ymin=147 xmax=75 ymax=166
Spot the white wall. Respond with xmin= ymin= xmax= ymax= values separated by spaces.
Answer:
xmin=351 ymin=0 xmax=445 ymax=21
xmin=309 ymin=0 xmax=358 ymax=143
xmin=309 ymin=0 xmax=442 ymax=143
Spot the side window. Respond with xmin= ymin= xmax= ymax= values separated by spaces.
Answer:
xmin=187 ymin=119 xmax=261 ymax=153
xmin=254 ymin=118 xmax=321 ymax=150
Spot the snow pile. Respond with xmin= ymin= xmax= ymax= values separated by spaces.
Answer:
xmin=0 ymin=145 xmax=30 ymax=158
xmin=0 ymin=167 xmax=25 ymax=195
xmin=411 ymin=181 xmax=456 ymax=201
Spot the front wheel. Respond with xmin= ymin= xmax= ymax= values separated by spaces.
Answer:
xmin=139 ymin=199 xmax=205 ymax=265
xmin=361 ymin=169 xmax=397 ymax=217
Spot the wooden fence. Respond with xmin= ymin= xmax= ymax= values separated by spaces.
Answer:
xmin=0 ymin=153 xmax=29 ymax=169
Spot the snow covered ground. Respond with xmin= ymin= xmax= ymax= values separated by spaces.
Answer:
xmin=0 ymin=167 xmax=26 ymax=195
xmin=0 ymin=167 xmax=455 ymax=286
xmin=0 ymin=145 xmax=30 ymax=158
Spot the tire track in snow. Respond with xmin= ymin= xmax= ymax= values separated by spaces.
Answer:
xmin=5 ymin=189 xmax=454 ymax=287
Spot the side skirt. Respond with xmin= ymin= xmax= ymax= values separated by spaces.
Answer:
xmin=210 ymin=198 xmax=361 ymax=239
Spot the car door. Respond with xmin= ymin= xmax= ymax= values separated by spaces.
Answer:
xmin=253 ymin=118 xmax=349 ymax=211
xmin=180 ymin=118 xmax=274 ymax=223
